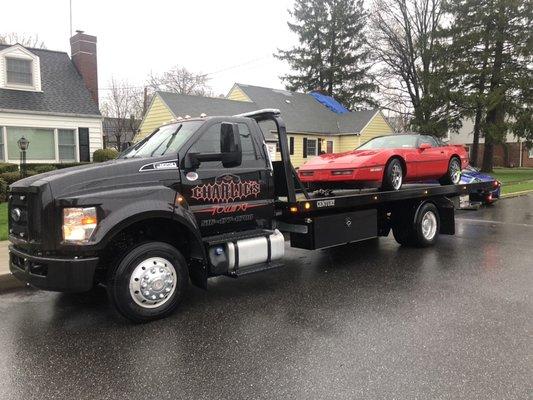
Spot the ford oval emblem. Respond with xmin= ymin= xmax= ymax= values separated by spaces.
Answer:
xmin=11 ymin=208 xmax=21 ymax=222
xmin=186 ymin=172 xmax=199 ymax=181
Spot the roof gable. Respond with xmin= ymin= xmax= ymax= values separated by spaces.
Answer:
xmin=0 ymin=44 xmax=100 ymax=116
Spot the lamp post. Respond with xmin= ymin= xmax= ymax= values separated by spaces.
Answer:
xmin=17 ymin=136 xmax=30 ymax=179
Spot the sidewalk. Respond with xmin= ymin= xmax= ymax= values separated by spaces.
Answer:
xmin=0 ymin=241 xmax=24 ymax=291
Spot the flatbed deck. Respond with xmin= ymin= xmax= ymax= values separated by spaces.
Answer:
xmin=277 ymin=181 xmax=496 ymax=213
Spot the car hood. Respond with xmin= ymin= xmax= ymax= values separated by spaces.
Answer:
xmin=9 ymin=157 xmax=177 ymax=198
xmin=460 ymin=170 xmax=494 ymax=182
xmin=299 ymin=149 xmax=384 ymax=170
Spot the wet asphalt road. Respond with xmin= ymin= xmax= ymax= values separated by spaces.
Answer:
xmin=0 ymin=195 xmax=531 ymax=400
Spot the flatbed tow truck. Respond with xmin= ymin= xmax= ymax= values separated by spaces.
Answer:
xmin=8 ymin=109 xmax=496 ymax=322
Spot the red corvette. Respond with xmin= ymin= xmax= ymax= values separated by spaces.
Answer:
xmin=298 ymin=134 xmax=469 ymax=191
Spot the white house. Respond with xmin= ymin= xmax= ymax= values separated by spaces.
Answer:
xmin=0 ymin=31 xmax=103 ymax=164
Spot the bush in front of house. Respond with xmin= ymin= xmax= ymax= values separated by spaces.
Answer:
xmin=0 ymin=171 xmax=26 ymax=185
xmin=0 ymin=178 xmax=8 ymax=202
xmin=93 ymin=148 xmax=119 ymax=162
xmin=0 ymin=163 xmax=19 ymax=174
xmin=28 ymin=165 xmax=57 ymax=174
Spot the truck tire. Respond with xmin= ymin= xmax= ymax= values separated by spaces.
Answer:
xmin=392 ymin=202 xmax=440 ymax=247
xmin=439 ymin=157 xmax=461 ymax=185
xmin=107 ymin=241 xmax=188 ymax=323
xmin=382 ymin=158 xmax=403 ymax=191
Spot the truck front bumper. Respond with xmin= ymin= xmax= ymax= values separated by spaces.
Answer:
xmin=9 ymin=245 xmax=99 ymax=292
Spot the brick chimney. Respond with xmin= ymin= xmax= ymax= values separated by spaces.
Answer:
xmin=70 ymin=30 xmax=98 ymax=107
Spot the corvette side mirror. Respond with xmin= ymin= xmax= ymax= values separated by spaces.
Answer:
xmin=419 ymin=143 xmax=431 ymax=150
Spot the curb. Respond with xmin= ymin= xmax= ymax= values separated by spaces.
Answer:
xmin=501 ymin=189 xmax=533 ymax=199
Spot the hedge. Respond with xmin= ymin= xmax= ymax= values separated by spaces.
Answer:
xmin=0 ymin=163 xmax=18 ymax=174
xmin=0 ymin=178 xmax=7 ymax=202
xmin=93 ymin=148 xmax=118 ymax=162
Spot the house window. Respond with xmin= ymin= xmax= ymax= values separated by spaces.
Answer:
xmin=289 ymin=137 xmax=294 ymax=155
xmin=327 ymin=140 xmax=333 ymax=153
xmin=306 ymin=138 xmax=317 ymax=156
xmin=529 ymin=148 xmax=533 ymax=159
xmin=6 ymin=58 xmax=33 ymax=86
xmin=7 ymin=127 xmax=55 ymax=161
xmin=58 ymin=129 xmax=76 ymax=161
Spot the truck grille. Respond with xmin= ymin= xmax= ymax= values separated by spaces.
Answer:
xmin=9 ymin=192 xmax=32 ymax=240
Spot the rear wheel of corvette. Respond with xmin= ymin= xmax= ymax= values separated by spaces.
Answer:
xmin=439 ymin=157 xmax=462 ymax=185
xmin=382 ymin=159 xmax=403 ymax=191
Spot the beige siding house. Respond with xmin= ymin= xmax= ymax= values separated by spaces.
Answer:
xmin=139 ymin=83 xmax=394 ymax=168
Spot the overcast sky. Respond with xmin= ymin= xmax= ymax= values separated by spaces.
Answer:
xmin=2 ymin=0 xmax=296 ymax=99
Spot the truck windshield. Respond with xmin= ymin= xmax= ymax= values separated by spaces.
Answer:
xmin=120 ymin=121 xmax=204 ymax=159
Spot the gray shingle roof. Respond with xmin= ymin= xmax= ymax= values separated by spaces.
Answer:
xmin=0 ymin=44 xmax=100 ymax=116
xmin=158 ymin=91 xmax=257 ymax=119
xmin=235 ymin=84 xmax=380 ymax=135
xmin=153 ymin=84 xmax=384 ymax=137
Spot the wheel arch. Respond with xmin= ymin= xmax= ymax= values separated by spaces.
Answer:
xmin=97 ymin=213 xmax=207 ymax=288
xmin=385 ymin=155 xmax=407 ymax=177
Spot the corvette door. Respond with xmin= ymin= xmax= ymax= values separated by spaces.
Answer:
xmin=417 ymin=135 xmax=447 ymax=178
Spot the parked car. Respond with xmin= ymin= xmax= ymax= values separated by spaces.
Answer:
xmin=298 ymin=134 xmax=469 ymax=191
xmin=460 ymin=165 xmax=501 ymax=204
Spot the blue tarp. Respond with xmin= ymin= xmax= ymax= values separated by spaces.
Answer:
xmin=309 ymin=91 xmax=349 ymax=114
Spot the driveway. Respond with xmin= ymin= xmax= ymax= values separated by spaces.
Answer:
xmin=0 ymin=195 xmax=531 ymax=400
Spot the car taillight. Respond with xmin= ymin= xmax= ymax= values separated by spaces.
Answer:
xmin=331 ymin=170 xmax=353 ymax=176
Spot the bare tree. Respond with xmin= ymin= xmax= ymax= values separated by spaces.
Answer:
xmin=370 ymin=0 xmax=456 ymax=136
xmin=101 ymin=78 xmax=143 ymax=151
xmin=0 ymin=32 xmax=46 ymax=48
xmin=147 ymin=65 xmax=212 ymax=96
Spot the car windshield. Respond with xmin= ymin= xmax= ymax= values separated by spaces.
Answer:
xmin=120 ymin=121 xmax=204 ymax=159
xmin=357 ymin=135 xmax=418 ymax=150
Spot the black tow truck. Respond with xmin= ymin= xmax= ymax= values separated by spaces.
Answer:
xmin=8 ymin=109 xmax=496 ymax=322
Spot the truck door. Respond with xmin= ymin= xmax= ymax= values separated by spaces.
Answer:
xmin=180 ymin=120 xmax=274 ymax=237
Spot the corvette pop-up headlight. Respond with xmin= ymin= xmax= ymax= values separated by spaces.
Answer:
xmin=63 ymin=207 xmax=98 ymax=242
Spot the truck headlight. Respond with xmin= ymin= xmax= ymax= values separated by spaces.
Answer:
xmin=63 ymin=207 xmax=98 ymax=242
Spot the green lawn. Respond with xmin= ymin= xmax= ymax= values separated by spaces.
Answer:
xmin=491 ymin=168 xmax=533 ymax=195
xmin=0 ymin=202 xmax=7 ymax=241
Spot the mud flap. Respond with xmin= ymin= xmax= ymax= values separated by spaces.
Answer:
xmin=433 ymin=197 xmax=455 ymax=235
xmin=188 ymin=258 xmax=208 ymax=289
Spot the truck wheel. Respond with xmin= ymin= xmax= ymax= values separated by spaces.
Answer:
xmin=382 ymin=159 xmax=403 ymax=191
xmin=412 ymin=202 xmax=440 ymax=247
xmin=392 ymin=202 xmax=440 ymax=247
xmin=439 ymin=157 xmax=461 ymax=185
xmin=107 ymin=241 xmax=188 ymax=323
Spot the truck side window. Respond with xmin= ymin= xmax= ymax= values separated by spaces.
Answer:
xmin=189 ymin=122 xmax=260 ymax=168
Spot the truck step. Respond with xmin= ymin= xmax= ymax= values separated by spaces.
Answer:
xmin=230 ymin=261 xmax=284 ymax=278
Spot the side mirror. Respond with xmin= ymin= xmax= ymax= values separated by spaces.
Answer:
xmin=185 ymin=122 xmax=242 ymax=170
xmin=220 ymin=123 xmax=242 ymax=168
xmin=419 ymin=143 xmax=431 ymax=150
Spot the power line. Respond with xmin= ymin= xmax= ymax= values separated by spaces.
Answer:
xmin=98 ymin=55 xmax=274 ymax=91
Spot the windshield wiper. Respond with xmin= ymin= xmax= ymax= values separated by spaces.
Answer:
xmin=150 ymin=125 xmax=182 ymax=157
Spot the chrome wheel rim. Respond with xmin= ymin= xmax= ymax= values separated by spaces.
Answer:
xmin=129 ymin=257 xmax=177 ymax=309
xmin=391 ymin=163 xmax=403 ymax=190
xmin=421 ymin=211 xmax=437 ymax=240
xmin=450 ymin=159 xmax=461 ymax=184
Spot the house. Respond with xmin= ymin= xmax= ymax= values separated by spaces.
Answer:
xmin=139 ymin=83 xmax=393 ymax=167
xmin=0 ymin=31 xmax=103 ymax=164
xmin=103 ymin=117 xmax=141 ymax=150
xmin=448 ymin=118 xmax=533 ymax=167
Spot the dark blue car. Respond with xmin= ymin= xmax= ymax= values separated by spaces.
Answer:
xmin=460 ymin=166 xmax=501 ymax=204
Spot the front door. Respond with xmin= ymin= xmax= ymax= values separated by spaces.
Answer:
xmin=180 ymin=120 xmax=274 ymax=237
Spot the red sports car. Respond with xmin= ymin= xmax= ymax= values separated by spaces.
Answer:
xmin=298 ymin=134 xmax=469 ymax=191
